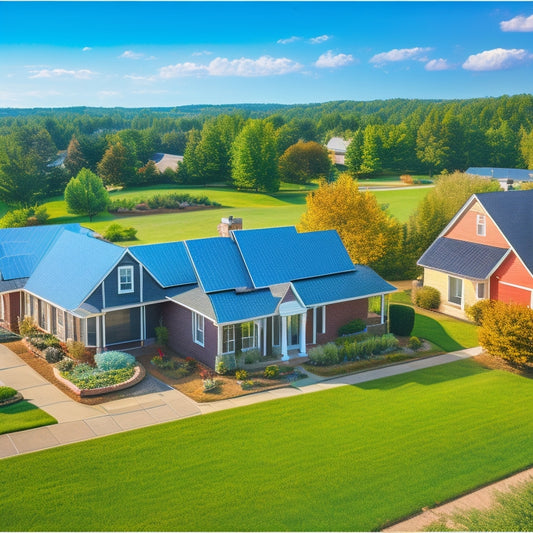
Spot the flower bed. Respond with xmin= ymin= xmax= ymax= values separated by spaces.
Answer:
xmin=53 ymin=364 xmax=145 ymax=397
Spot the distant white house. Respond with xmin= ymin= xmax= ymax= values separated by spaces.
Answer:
xmin=47 ymin=150 xmax=67 ymax=169
xmin=326 ymin=137 xmax=351 ymax=165
xmin=466 ymin=167 xmax=533 ymax=190
xmin=150 ymin=153 xmax=184 ymax=173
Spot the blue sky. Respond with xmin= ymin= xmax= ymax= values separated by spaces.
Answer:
xmin=0 ymin=1 xmax=532 ymax=108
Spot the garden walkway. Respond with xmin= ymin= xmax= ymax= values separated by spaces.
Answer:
xmin=0 ymin=344 xmax=482 ymax=459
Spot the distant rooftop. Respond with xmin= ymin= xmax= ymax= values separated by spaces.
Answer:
xmin=150 ymin=153 xmax=183 ymax=172
xmin=466 ymin=167 xmax=533 ymax=181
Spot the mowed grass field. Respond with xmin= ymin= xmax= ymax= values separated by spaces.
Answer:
xmin=1 ymin=359 xmax=532 ymax=532
xmin=42 ymin=183 xmax=431 ymax=244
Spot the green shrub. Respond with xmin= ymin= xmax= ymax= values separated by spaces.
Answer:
xmin=18 ymin=316 xmax=38 ymax=337
xmin=243 ymin=348 xmax=261 ymax=364
xmin=415 ymin=286 xmax=441 ymax=310
xmin=263 ymin=365 xmax=280 ymax=379
xmin=44 ymin=346 xmax=65 ymax=364
xmin=62 ymin=366 xmax=136 ymax=390
xmin=465 ymin=299 xmax=493 ymax=325
xmin=155 ymin=325 xmax=169 ymax=346
xmin=0 ymin=386 xmax=17 ymax=401
xmin=55 ymin=357 xmax=75 ymax=372
xmin=94 ymin=351 xmax=135 ymax=371
xmin=235 ymin=369 xmax=248 ymax=381
xmin=28 ymin=334 xmax=61 ymax=351
xmin=308 ymin=343 xmax=341 ymax=366
xmin=215 ymin=353 xmax=237 ymax=374
xmin=240 ymin=380 xmax=255 ymax=390
xmin=66 ymin=340 xmax=86 ymax=360
xmin=389 ymin=304 xmax=415 ymax=336
xmin=0 ymin=205 xmax=49 ymax=228
xmin=408 ymin=336 xmax=422 ymax=350
xmin=338 ymin=319 xmax=366 ymax=337
xmin=104 ymin=223 xmax=138 ymax=242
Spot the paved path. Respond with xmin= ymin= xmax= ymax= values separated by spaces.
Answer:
xmin=0 ymin=343 xmax=482 ymax=458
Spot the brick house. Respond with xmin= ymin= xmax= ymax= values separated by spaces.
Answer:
xmin=418 ymin=190 xmax=533 ymax=319
xmin=0 ymin=221 xmax=395 ymax=368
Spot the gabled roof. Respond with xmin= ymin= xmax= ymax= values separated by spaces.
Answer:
xmin=0 ymin=224 xmax=87 ymax=281
xmin=418 ymin=237 xmax=509 ymax=280
xmin=24 ymin=230 xmax=124 ymax=311
xmin=232 ymin=227 xmax=355 ymax=288
xmin=326 ymin=137 xmax=351 ymax=153
xmin=129 ymin=242 xmax=196 ymax=288
xmin=293 ymin=267 xmax=396 ymax=306
xmin=466 ymin=167 xmax=533 ymax=181
xmin=208 ymin=288 xmax=280 ymax=324
xmin=185 ymin=237 xmax=253 ymax=293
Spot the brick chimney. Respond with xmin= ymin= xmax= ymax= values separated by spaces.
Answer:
xmin=217 ymin=215 xmax=243 ymax=237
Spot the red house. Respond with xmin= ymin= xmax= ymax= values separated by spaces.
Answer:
xmin=418 ymin=190 xmax=533 ymax=319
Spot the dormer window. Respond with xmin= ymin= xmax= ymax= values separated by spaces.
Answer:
xmin=118 ymin=266 xmax=134 ymax=294
xmin=476 ymin=214 xmax=486 ymax=236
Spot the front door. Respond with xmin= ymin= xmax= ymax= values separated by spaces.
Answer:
xmin=287 ymin=314 xmax=300 ymax=347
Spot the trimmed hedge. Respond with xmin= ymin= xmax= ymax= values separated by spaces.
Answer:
xmin=389 ymin=305 xmax=415 ymax=337
xmin=0 ymin=386 xmax=17 ymax=401
xmin=338 ymin=319 xmax=366 ymax=337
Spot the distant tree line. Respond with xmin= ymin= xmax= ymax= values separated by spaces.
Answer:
xmin=0 ymin=94 xmax=532 ymax=206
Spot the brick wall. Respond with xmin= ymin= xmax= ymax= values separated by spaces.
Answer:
xmin=0 ymin=292 xmax=21 ymax=333
xmin=162 ymin=301 xmax=218 ymax=368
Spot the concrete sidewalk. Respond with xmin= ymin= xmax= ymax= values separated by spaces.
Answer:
xmin=0 ymin=344 xmax=482 ymax=459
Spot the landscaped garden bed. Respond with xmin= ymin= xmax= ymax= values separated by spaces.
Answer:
xmin=138 ymin=348 xmax=307 ymax=402
xmin=0 ymin=386 xmax=23 ymax=407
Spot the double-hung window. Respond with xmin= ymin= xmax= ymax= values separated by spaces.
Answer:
xmin=448 ymin=276 xmax=463 ymax=306
xmin=118 ymin=266 xmax=134 ymax=294
xmin=241 ymin=321 xmax=257 ymax=350
xmin=476 ymin=214 xmax=486 ymax=236
xmin=222 ymin=325 xmax=235 ymax=353
xmin=193 ymin=312 xmax=205 ymax=346
xmin=476 ymin=282 xmax=486 ymax=300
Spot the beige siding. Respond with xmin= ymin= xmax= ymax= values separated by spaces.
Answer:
xmin=423 ymin=268 xmax=480 ymax=320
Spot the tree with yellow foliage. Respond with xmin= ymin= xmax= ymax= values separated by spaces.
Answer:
xmin=297 ymin=173 xmax=403 ymax=271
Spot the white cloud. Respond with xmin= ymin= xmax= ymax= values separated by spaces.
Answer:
xmin=370 ymin=47 xmax=433 ymax=64
xmin=82 ymin=47 xmax=92 ymax=52
xmin=120 ymin=50 xmax=144 ymax=60
xmin=29 ymin=68 xmax=97 ymax=79
xmin=98 ymin=90 xmax=119 ymax=97
xmin=315 ymin=50 xmax=354 ymax=68
xmin=425 ymin=58 xmax=452 ymax=71
xmin=500 ymin=14 xmax=533 ymax=32
xmin=463 ymin=48 xmax=530 ymax=71
xmin=309 ymin=34 xmax=331 ymax=44
xmin=192 ymin=50 xmax=213 ymax=56
xmin=124 ymin=74 xmax=155 ymax=81
xmin=159 ymin=56 xmax=302 ymax=78
xmin=277 ymin=36 xmax=300 ymax=45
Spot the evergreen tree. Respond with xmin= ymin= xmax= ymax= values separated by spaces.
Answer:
xmin=344 ymin=129 xmax=364 ymax=175
xmin=360 ymin=124 xmax=383 ymax=176
xmin=97 ymin=142 xmax=137 ymax=187
xmin=520 ymin=128 xmax=533 ymax=168
xmin=64 ymin=135 xmax=88 ymax=177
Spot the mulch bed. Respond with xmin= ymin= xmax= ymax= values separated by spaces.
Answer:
xmin=474 ymin=352 xmax=533 ymax=378
xmin=113 ymin=205 xmax=220 ymax=217
xmin=4 ymin=341 xmax=145 ymax=405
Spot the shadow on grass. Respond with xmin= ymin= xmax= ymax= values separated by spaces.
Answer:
xmin=413 ymin=314 xmax=465 ymax=352
xmin=355 ymin=358 xmax=491 ymax=391
xmin=0 ymin=400 xmax=57 ymax=435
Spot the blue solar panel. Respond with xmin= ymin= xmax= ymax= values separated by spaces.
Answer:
xmin=129 ymin=242 xmax=197 ymax=288
xmin=25 ymin=231 xmax=124 ymax=311
xmin=232 ymin=227 xmax=355 ymax=288
xmin=185 ymin=237 xmax=253 ymax=293
xmin=293 ymin=267 xmax=396 ymax=306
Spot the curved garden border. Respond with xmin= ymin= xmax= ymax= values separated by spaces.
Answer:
xmin=0 ymin=392 xmax=24 ymax=407
xmin=53 ymin=364 xmax=146 ymax=397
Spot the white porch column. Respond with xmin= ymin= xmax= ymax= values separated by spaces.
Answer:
xmin=281 ymin=316 xmax=288 ymax=361
xmin=299 ymin=312 xmax=307 ymax=356
xmin=96 ymin=316 xmax=102 ymax=353
xmin=262 ymin=318 xmax=267 ymax=356
xmin=217 ymin=326 xmax=223 ymax=355
xmin=380 ymin=294 xmax=385 ymax=324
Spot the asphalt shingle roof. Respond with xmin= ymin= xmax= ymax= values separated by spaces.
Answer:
xmin=475 ymin=190 xmax=533 ymax=273
xmin=418 ymin=237 xmax=509 ymax=280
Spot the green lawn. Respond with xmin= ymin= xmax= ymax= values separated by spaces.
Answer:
xmin=40 ymin=184 xmax=431 ymax=244
xmin=0 ymin=400 xmax=57 ymax=435
xmin=390 ymin=292 xmax=479 ymax=351
xmin=1 ymin=359 xmax=532 ymax=531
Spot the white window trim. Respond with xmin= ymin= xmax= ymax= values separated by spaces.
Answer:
xmin=222 ymin=324 xmax=235 ymax=354
xmin=241 ymin=321 xmax=258 ymax=350
xmin=193 ymin=312 xmax=205 ymax=347
xmin=118 ymin=266 xmax=134 ymax=294
xmin=448 ymin=276 xmax=463 ymax=306
xmin=476 ymin=214 xmax=486 ymax=237
xmin=0 ymin=295 xmax=4 ymax=321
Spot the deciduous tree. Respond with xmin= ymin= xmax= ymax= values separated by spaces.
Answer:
xmin=278 ymin=141 xmax=331 ymax=184
xmin=97 ymin=142 xmax=137 ymax=187
xmin=297 ymin=173 xmax=402 ymax=268
xmin=64 ymin=168 xmax=110 ymax=221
